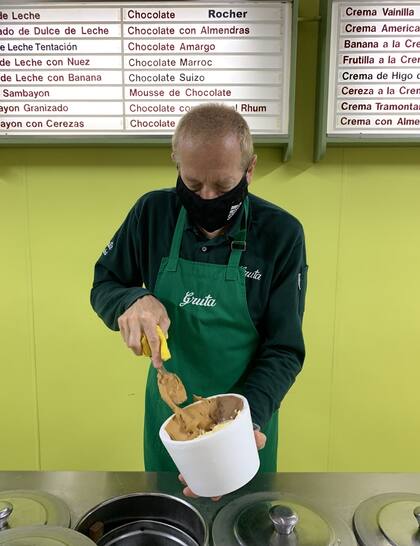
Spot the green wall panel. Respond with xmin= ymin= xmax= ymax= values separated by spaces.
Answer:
xmin=329 ymin=148 xmax=420 ymax=471
xmin=25 ymin=150 xmax=172 ymax=470
xmin=0 ymin=151 xmax=39 ymax=469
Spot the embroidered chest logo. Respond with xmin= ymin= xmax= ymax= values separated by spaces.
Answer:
xmin=179 ymin=291 xmax=217 ymax=308
xmin=241 ymin=266 xmax=262 ymax=281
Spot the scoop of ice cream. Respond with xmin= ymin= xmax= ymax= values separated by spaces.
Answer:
xmin=157 ymin=369 xmax=187 ymax=406
xmin=165 ymin=395 xmax=243 ymax=441
xmin=198 ymin=418 xmax=236 ymax=437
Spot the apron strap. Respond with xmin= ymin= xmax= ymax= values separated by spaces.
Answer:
xmin=166 ymin=206 xmax=187 ymax=271
xmin=167 ymin=198 xmax=249 ymax=277
xmin=226 ymin=198 xmax=249 ymax=281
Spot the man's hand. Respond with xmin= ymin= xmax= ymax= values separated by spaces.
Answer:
xmin=117 ymin=295 xmax=170 ymax=368
xmin=254 ymin=429 xmax=267 ymax=450
xmin=178 ymin=429 xmax=267 ymax=501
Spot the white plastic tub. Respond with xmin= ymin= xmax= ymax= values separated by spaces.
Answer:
xmin=159 ymin=393 xmax=260 ymax=497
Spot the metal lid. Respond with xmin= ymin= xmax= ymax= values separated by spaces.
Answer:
xmin=0 ymin=490 xmax=70 ymax=530
xmin=234 ymin=500 xmax=333 ymax=546
xmin=212 ymin=492 xmax=356 ymax=546
xmin=0 ymin=525 xmax=96 ymax=545
xmin=354 ymin=493 xmax=420 ymax=546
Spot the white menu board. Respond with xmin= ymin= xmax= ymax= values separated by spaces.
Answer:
xmin=0 ymin=1 xmax=293 ymax=139
xmin=327 ymin=1 xmax=420 ymax=135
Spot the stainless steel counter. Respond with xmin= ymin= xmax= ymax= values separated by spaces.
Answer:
xmin=1 ymin=472 xmax=420 ymax=543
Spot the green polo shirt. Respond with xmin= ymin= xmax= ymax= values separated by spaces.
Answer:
xmin=91 ymin=189 xmax=307 ymax=429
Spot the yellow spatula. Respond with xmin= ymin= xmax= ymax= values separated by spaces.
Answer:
xmin=141 ymin=326 xmax=187 ymax=405
xmin=141 ymin=325 xmax=171 ymax=361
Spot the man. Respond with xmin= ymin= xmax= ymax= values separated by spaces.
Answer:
xmin=91 ymin=103 xmax=307 ymax=493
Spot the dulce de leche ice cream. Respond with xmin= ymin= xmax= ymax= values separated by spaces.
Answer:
xmin=165 ymin=395 xmax=243 ymax=441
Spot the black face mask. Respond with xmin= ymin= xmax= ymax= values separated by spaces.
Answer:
xmin=176 ymin=173 xmax=248 ymax=232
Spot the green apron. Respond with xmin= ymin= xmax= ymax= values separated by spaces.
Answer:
xmin=144 ymin=199 xmax=278 ymax=472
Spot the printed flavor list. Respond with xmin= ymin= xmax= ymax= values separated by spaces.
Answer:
xmin=328 ymin=2 xmax=420 ymax=134
xmin=0 ymin=2 xmax=291 ymax=136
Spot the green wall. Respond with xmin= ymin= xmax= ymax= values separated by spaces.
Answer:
xmin=2 ymin=0 xmax=420 ymax=471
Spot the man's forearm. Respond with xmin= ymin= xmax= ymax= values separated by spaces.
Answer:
xmin=243 ymin=348 xmax=304 ymax=429
xmin=90 ymin=280 xmax=151 ymax=331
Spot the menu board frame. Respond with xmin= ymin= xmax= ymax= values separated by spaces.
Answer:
xmin=0 ymin=0 xmax=299 ymax=160
xmin=315 ymin=0 xmax=420 ymax=160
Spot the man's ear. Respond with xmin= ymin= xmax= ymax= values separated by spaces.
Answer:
xmin=246 ymin=154 xmax=258 ymax=183
xmin=171 ymin=151 xmax=176 ymax=163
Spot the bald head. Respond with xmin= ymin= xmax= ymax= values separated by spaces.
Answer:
xmin=172 ymin=103 xmax=254 ymax=170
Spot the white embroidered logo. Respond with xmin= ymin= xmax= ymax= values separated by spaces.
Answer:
xmin=102 ymin=241 xmax=114 ymax=256
xmin=241 ymin=266 xmax=262 ymax=281
xmin=227 ymin=202 xmax=242 ymax=221
xmin=179 ymin=291 xmax=217 ymax=308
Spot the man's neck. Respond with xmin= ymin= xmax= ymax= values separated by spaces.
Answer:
xmin=199 ymin=226 xmax=225 ymax=239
